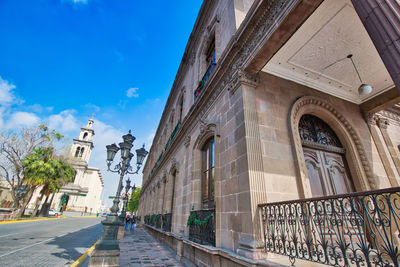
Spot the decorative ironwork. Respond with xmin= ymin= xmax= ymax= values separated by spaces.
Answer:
xmin=155 ymin=214 xmax=162 ymax=229
xmin=162 ymin=213 xmax=172 ymax=232
xmin=188 ymin=209 xmax=215 ymax=246
xmin=259 ymin=187 xmax=400 ymax=267
xmin=194 ymin=61 xmax=217 ymax=100
xmin=299 ymin=115 xmax=342 ymax=148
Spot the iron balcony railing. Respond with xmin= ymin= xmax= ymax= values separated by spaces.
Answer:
xmin=259 ymin=187 xmax=400 ymax=267
xmin=194 ymin=61 xmax=217 ymax=100
xmin=155 ymin=213 xmax=162 ymax=229
xmin=188 ymin=209 xmax=215 ymax=246
xmin=162 ymin=213 xmax=172 ymax=232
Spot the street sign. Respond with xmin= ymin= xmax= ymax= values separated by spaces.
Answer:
xmin=108 ymin=196 xmax=115 ymax=199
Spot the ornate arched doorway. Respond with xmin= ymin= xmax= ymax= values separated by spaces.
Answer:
xmin=299 ymin=115 xmax=354 ymax=197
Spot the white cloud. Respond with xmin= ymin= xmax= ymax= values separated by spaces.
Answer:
xmin=126 ymin=87 xmax=139 ymax=98
xmin=0 ymin=76 xmax=17 ymax=106
xmin=146 ymin=132 xmax=155 ymax=144
xmin=6 ymin=111 xmax=40 ymax=128
xmin=84 ymin=103 xmax=101 ymax=112
xmin=48 ymin=110 xmax=79 ymax=133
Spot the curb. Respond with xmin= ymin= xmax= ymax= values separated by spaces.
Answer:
xmin=70 ymin=239 xmax=99 ymax=267
xmin=0 ymin=215 xmax=67 ymax=224
xmin=71 ymin=216 xmax=97 ymax=218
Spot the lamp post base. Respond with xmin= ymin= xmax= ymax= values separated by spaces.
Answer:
xmin=89 ymin=214 xmax=123 ymax=267
xmin=89 ymin=247 xmax=120 ymax=267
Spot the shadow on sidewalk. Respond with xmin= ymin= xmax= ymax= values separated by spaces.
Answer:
xmin=46 ymin=223 xmax=102 ymax=264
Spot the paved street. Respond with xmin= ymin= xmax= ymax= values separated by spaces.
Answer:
xmin=0 ymin=216 xmax=102 ymax=267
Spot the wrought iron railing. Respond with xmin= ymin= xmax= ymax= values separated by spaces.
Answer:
xmin=162 ymin=213 xmax=172 ymax=232
xmin=259 ymin=188 xmax=400 ymax=267
xmin=155 ymin=214 xmax=162 ymax=229
xmin=188 ymin=209 xmax=215 ymax=246
xmin=194 ymin=61 xmax=217 ymax=100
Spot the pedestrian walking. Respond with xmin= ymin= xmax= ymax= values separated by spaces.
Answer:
xmin=130 ymin=214 xmax=136 ymax=231
xmin=125 ymin=213 xmax=131 ymax=231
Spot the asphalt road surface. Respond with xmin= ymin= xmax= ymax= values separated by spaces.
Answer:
xmin=0 ymin=216 xmax=102 ymax=267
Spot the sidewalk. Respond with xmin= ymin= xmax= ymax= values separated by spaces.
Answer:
xmin=119 ymin=226 xmax=184 ymax=267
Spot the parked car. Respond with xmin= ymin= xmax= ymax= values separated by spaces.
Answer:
xmin=48 ymin=209 xmax=60 ymax=216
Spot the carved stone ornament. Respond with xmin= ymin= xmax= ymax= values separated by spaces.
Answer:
xmin=199 ymin=119 xmax=220 ymax=137
xmin=170 ymin=158 xmax=179 ymax=174
xmin=367 ymin=114 xmax=379 ymax=126
xmin=377 ymin=118 xmax=389 ymax=129
xmin=184 ymin=135 xmax=191 ymax=147
xmin=228 ymin=70 xmax=259 ymax=93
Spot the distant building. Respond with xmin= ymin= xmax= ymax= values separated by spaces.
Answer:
xmin=138 ymin=0 xmax=400 ymax=266
xmin=28 ymin=118 xmax=104 ymax=214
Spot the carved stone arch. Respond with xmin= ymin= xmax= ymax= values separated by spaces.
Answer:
xmin=290 ymin=96 xmax=375 ymax=198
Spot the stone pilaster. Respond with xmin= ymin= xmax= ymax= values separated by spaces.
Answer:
xmin=161 ymin=177 xmax=167 ymax=214
xmin=377 ymin=118 xmax=400 ymax=177
xmin=367 ymin=115 xmax=399 ymax=186
xmin=230 ymin=70 xmax=266 ymax=259
xmin=352 ymin=0 xmax=400 ymax=90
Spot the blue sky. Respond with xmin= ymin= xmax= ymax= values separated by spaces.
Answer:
xmin=0 ymin=0 xmax=202 ymax=206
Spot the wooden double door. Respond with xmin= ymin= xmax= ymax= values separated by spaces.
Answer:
xmin=304 ymin=147 xmax=354 ymax=197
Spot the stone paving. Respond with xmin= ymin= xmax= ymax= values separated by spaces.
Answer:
xmin=119 ymin=226 xmax=184 ymax=267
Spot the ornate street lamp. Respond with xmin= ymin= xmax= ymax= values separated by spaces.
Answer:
xmin=90 ymin=130 xmax=148 ymax=266
xmin=121 ymin=178 xmax=137 ymax=219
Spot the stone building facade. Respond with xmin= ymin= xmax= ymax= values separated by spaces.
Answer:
xmin=28 ymin=118 xmax=104 ymax=214
xmin=138 ymin=0 xmax=400 ymax=266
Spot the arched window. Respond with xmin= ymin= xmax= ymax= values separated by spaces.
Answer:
xmin=83 ymin=132 xmax=88 ymax=140
xmin=79 ymin=147 xmax=85 ymax=158
xmin=202 ymin=138 xmax=215 ymax=208
xmin=75 ymin=147 xmax=80 ymax=157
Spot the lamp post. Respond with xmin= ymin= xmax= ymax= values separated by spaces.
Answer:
xmin=89 ymin=130 xmax=148 ymax=267
xmin=121 ymin=178 xmax=136 ymax=219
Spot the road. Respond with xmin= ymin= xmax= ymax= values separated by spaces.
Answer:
xmin=0 ymin=216 xmax=102 ymax=267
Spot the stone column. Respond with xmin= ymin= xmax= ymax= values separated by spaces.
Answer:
xmin=352 ymin=0 xmax=400 ymax=90
xmin=367 ymin=115 xmax=399 ymax=186
xmin=229 ymin=71 xmax=267 ymax=259
xmin=377 ymin=117 xmax=400 ymax=177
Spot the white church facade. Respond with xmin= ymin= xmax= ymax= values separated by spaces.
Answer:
xmin=28 ymin=118 xmax=104 ymax=214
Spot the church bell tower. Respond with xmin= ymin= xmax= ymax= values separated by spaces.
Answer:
xmin=70 ymin=117 xmax=95 ymax=164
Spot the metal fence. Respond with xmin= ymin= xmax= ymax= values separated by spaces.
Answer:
xmin=162 ymin=213 xmax=172 ymax=232
xmin=259 ymin=188 xmax=400 ymax=266
xmin=188 ymin=209 xmax=215 ymax=246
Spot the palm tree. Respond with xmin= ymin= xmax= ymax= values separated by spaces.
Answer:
xmin=38 ymin=158 xmax=75 ymax=216
xmin=23 ymin=147 xmax=75 ymax=217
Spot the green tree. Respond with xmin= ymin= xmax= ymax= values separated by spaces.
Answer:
xmin=0 ymin=125 xmax=67 ymax=218
xmin=127 ymin=187 xmax=141 ymax=213
xmin=23 ymin=147 xmax=75 ymax=217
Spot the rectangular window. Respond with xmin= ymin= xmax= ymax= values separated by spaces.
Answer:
xmin=201 ymin=138 xmax=215 ymax=208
